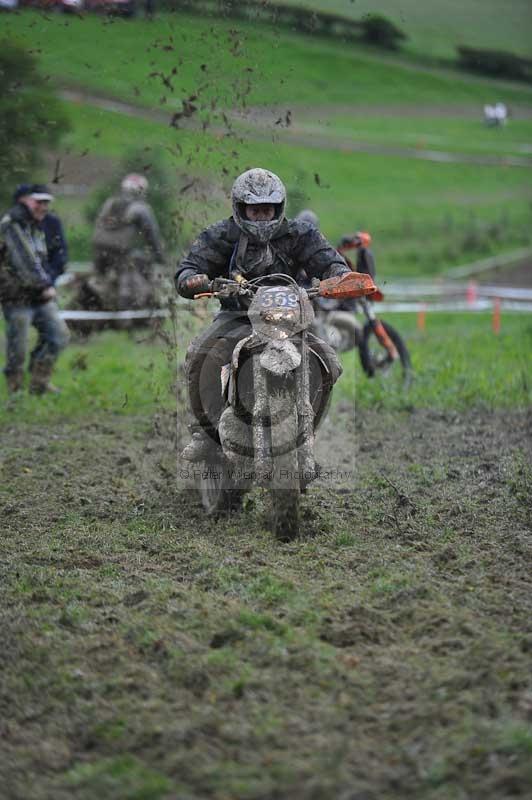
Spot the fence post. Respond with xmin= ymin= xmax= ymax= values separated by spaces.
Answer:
xmin=417 ymin=303 xmax=427 ymax=332
xmin=466 ymin=280 xmax=478 ymax=307
xmin=492 ymin=298 xmax=501 ymax=334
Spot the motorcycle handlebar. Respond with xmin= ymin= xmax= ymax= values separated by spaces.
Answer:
xmin=193 ymin=272 xmax=378 ymax=301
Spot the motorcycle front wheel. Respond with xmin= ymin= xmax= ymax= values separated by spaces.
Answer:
xmin=359 ymin=320 xmax=411 ymax=380
xmin=326 ymin=310 xmax=360 ymax=353
xmin=268 ymin=387 xmax=300 ymax=542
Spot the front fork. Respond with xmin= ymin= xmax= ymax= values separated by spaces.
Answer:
xmin=296 ymin=332 xmax=315 ymax=478
xmin=361 ymin=299 xmax=398 ymax=361
xmin=252 ymin=356 xmax=272 ymax=479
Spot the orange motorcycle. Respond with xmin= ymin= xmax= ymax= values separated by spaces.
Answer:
xmin=313 ymin=233 xmax=411 ymax=380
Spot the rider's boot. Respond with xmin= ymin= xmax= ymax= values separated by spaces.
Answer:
xmin=5 ymin=371 xmax=24 ymax=394
xmin=29 ymin=361 xmax=61 ymax=395
xmin=181 ymin=429 xmax=215 ymax=462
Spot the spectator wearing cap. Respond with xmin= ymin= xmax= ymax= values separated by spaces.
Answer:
xmin=13 ymin=184 xmax=69 ymax=285
xmin=0 ymin=184 xmax=70 ymax=395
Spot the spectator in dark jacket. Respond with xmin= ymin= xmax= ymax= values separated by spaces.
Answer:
xmin=42 ymin=211 xmax=68 ymax=284
xmin=1 ymin=185 xmax=69 ymax=395
xmin=13 ymin=184 xmax=69 ymax=284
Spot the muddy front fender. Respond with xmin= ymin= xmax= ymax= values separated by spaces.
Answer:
xmin=259 ymin=340 xmax=301 ymax=377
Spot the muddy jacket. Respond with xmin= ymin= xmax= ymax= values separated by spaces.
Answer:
xmin=93 ymin=194 xmax=164 ymax=264
xmin=42 ymin=212 xmax=68 ymax=284
xmin=0 ymin=203 xmax=52 ymax=305
xmin=176 ymin=217 xmax=349 ymax=309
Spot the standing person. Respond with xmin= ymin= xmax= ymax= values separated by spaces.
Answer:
xmin=41 ymin=198 xmax=69 ymax=285
xmin=494 ymin=101 xmax=508 ymax=126
xmin=0 ymin=185 xmax=69 ymax=394
xmin=11 ymin=183 xmax=69 ymax=285
xmin=87 ymin=173 xmax=165 ymax=314
xmin=175 ymin=168 xmax=349 ymax=461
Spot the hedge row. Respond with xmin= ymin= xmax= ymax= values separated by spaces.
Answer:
xmin=160 ymin=0 xmax=407 ymax=50
xmin=159 ymin=1 xmax=531 ymax=83
xmin=457 ymin=46 xmax=532 ymax=83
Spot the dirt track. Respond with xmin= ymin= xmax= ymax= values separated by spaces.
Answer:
xmin=59 ymin=89 xmax=532 ymax=171
xmin=2 ymin=406 xmax=530 ymax=535
xmin=1 ymin=406 xmax=531 ymax=798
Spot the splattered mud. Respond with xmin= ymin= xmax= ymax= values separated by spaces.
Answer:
xmin=1 ymin=408 xmax=531 ymax=799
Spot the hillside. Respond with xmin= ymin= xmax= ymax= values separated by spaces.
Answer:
xmin=270 ymin=0 xmax=532 ymax=60
xmin=3 ymin=9 xmax=532 ymax=277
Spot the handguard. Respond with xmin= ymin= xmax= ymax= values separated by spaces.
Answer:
xmin=318 ymin=271 xmax=377 ymax=300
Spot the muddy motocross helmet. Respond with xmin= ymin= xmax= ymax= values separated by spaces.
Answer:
xmin=121 ymin=173 xmax=149 ymax=197
xmin=231 ymin=168 xmax=286 ymax=244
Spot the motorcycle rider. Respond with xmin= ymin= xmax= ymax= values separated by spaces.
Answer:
xmin=296 ymin=208 xmax=375 ymax=279
xmin=295 ymin=210 xmax=375 ymax=286
xmin=295 ymin=209 xmax=376 ymax=318
xmin=338 ymin=231 xmax=376 ymax=280
xmin=81 ymin=173 xmax=165 ymax=315
xmin=175 ymin=168 xmax=350 ymax=462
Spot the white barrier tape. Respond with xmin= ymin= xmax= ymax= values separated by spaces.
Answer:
xmin=496 ymin=301 xmax=532 ymax=311
xmin=57 ymin=301 xmax=532 ymax=320
xmin=382 ymin=283 xmax=532 ymax=300
xmin=58 ymin=268 xmax=531 ymax=301
xmin=477 ymin=286 xmax=532 ymax=300
xmin=60 ymin=309 xmax=170 ymax=321
xmin=378 ymin=300 xmax=532 ymax=313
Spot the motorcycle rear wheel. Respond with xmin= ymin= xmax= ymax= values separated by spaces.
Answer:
xmin=269 ymin=388 xmax=300 ymax=541
xmin=198 ymin=454 xmax=242 ymax=515
xmin=359 ymin=320 xmax=411 ymax=380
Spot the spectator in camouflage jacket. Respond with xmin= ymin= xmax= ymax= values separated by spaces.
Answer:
xmin=88 ymin=173 xmax=165 ymax=314
xmin=0 ymin=185 xmax=69 ymax=395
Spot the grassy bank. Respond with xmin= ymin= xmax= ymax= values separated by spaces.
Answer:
xmin=4 ymin=11 xmax=532 ymax=111
xmin=270 ymin=0 xmax=532 ymax=60
xmin=47 ymin=99 xmax=532 ymax=276
xmin=4 ymin=11 xmax=531 ymax=275
xmin=1 ymin=311 xmax=531 ymax=424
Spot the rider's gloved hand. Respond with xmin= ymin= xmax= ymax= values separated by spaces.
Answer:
xmin=180 ymin=273 xmax=212 ymax=298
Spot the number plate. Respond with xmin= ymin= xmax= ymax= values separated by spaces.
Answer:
xmin=259 ymin=288 xmax=299 ymax=310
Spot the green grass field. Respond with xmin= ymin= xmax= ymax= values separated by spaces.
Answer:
xmin=51 ymin=100 xmax=532 ymax=277
xmin=283 ymin=112 xmax=532 ymax=158
xmin=1 ymin=12 xmax=531 ymax=797
xmin=270 ymin=0 xmax=532 ymax=60
xmin=1 ymin=311 xmax=531 ymax=800
xmin=5 ymin=11 xmax=532 ymax=110
xmin=4 ymin=10 xmax=531 ymax=276
xmin=1 ymin=311 xmax=531 ymax=418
